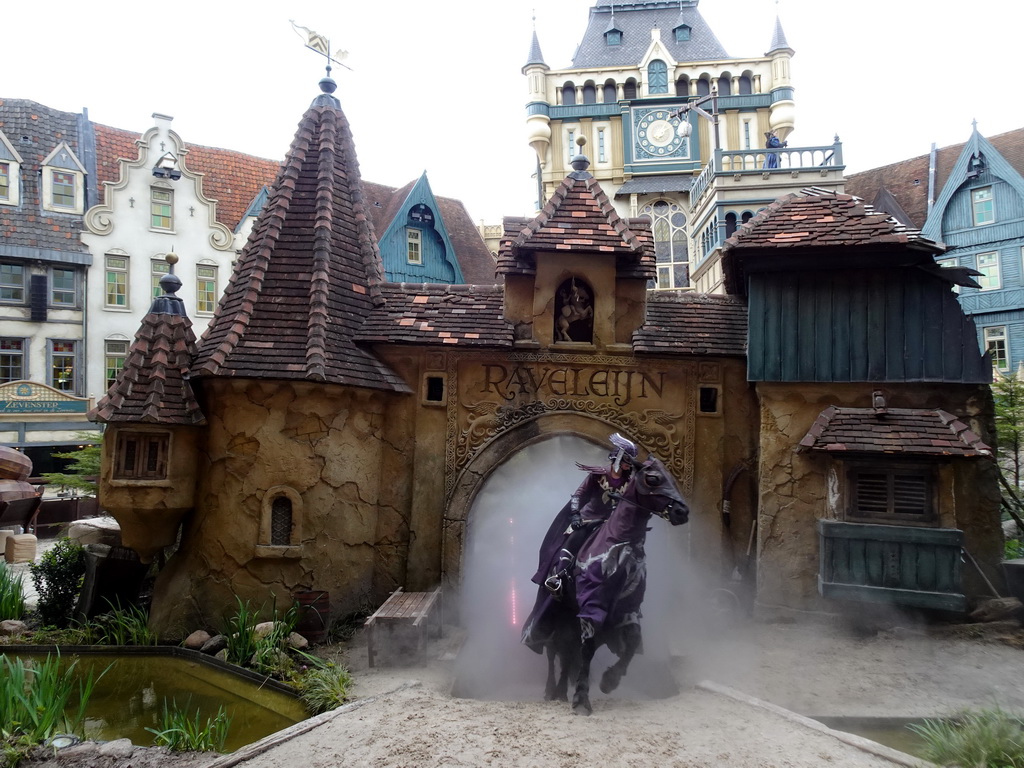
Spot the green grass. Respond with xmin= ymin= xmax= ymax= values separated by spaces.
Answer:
xmin=910 ymin=707 xmax=1024 ymax=767
xmin=146 ymin=699 xmax=231 ymax=752
xmin=0 ymin=561 xmax=25 ymax=621
xmin=298 ymin=660 xmax=353 ymax=715
xmin=89 ymin=602 xmax=158 ymax=646
xmin=0 ymin=654 xmax=106 ymax=766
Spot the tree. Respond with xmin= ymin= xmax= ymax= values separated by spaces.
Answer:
xmin=41 ymin=432 xmax=101 ymax=497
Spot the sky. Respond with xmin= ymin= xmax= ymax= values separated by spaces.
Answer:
xmin=5 ymin=1 xmax=1018 ymax=224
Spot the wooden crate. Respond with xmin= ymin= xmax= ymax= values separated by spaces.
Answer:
xmin=364 ymin=586 xmax=442 ymax=668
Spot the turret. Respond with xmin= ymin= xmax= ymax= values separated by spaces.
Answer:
xmin=767 ymin=15 xmax=795 ymax=141
xmin=524 ymin=28 xmax=551 ymax=170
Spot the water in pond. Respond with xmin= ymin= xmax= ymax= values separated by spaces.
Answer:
xmin=14 ymin=653 xmax=307 ymax=752
xmin=814 ymin=717 xmax=930 ymax=758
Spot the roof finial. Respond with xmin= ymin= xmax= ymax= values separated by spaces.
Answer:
xmin=290 ymin=20 xmax=351 ymax=94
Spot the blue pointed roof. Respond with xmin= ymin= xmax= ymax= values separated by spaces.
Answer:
xmin=768 ymin=15 xmax=792 ymax=54
xmin=525 ymin=30 xmax=547 ymax=69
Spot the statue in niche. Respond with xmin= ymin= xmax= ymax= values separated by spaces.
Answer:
xmin=554 ymin=278 xmax=594 ymax=343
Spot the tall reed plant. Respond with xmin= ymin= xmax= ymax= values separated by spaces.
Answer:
xmin=910 ymin=706 xmax=1024 ymax=767
xmin=223 ymin=597 xmax=260 ymax=666
xmin=146 ymin=699 xmax=231 ymax=752
xmin=89 ymin=602 xmax=157 ymax=646
xmin=0 ymin=561 xmax=25 ymax=621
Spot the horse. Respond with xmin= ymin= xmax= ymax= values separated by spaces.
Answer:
xmin=521 ymin=454 xmax=689 ymax=715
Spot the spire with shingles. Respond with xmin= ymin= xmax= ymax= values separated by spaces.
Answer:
xmin=191 ymin=79 xmax=408 ymax=393
xmin=89 ymin=263 xmax=206 ymax=426
xmin=767 ymin=15 xmax=792 ymax=54
xmin=524 ymin=29 xmax=547 ymax=70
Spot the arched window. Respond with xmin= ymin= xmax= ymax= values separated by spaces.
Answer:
xmin=725 ymin=212 xmax=738 ymax=238
xmin=553 ymin=277 xmax=594 ymax=343
xmin=409 ymin=204 xmax=434 ymax=225
xmin=696 ymin=78 xmax=710 ymax=96
xmin=717 ymin=76 xmax=731 ymax=96
xmin=271 ymin=496 xmax=292 ymax=546
xmin=562 ymin=83 xmax=576 ymax=106
xmin=738 ymin=75 xmax=752 ymax=95
xmin=741 ymin=211 xmax=754 ymax=225
xmin=257 ymin=485 xmax=304 ymax=557
xmin=648 ymin=60 xmax=668 ymax=94
xmin=583 ymin=83 xmax=597 ymax=104
xmin=675 ymin=76 xmax=689 ymax=97
xmin=603 ymin=80 xmax=617 ymax=103
xmin=638 ymin=200 xmax=688 ymax=289
xmin=624 ymin=79 xmax=638 ymax=100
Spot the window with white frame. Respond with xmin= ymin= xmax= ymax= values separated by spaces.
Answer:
xmin=50 ymin=268 xmax=77 ymax=307
xmin=151 ymin=188 xmax=173 ymax=230
xmin=50 ymin=171 xmax=76 ymax=209
xmin=0 ymin=262 xmax=25 ymax=303
xmin=196 ymin=264 xmax=218 ymax=313
xmin=972 ymin=186 xmax=994 ymax=226
xmin=0 ymin=339 xmax=25 ymax=382
xmin=105 ymin=339 xmax=130 ymax=389
xmin=0 ymin=162 xmax=10 ymax=202
xmin=638 ymin=200 xmax=689 ymax=289
xmin=936 ymin=256 xmax=961 ymax=294
xmin=568 ymin=129 xmax=576 ymax=163
xmin=976 ymin=251 xmax=1000 ymax=290
xmin=41 ymin=143 xmax=85 ymax=214
xmin=743 ymin=120 xmax=751 ymax=150
xmin=105 ymin=255 xmax=129 ymax=308
xmin=0 ymin=132 xmax=23 ymax=206
xmin=151 ymin=259 xmax=170 ymax=298
xmin=598 ymin=128 xmax=606 ymax=162
xmin=984 ymin=326 xmax=1008 ymax=371
xmin=407 ymin=229 xmax=422 ymax=265
xmin=49 ymin=339 xmax=77 ymax=392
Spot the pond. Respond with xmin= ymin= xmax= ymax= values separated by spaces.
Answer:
xmin=11 ymin=648 xmax=308 ymax=752
xmin=813 ymin=716 xmax=930 ymax=758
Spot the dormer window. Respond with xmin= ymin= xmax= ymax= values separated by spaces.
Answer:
xmin=674 ymin=25 xmax=691 ymax=42
xmin=407 ymin=229 xmax=422 ymax=264
xmin=41 ymin=142 xmax=86 ymax=215
xmin=0 ymin=130 xmax=22 ymax=206
xmin=606 ymin=29 xmax=622 ymax=46
xmin=972 ymin=186 xmax=994 ymax=226
xmin=648 ymin=60 xmax=668 ymax=94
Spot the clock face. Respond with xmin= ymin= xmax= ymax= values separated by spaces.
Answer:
xmin=633 ymin=108 xmax=688 ymax=160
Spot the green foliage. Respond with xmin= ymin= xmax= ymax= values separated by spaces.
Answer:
xmin=297 ymin=654 xmax=352 ymax=715
xmin=994 ymin=371 xmax=1024 ymax=487
xmin=223 ymin=597 xmax=260 ymax=666
xmin=223 ymin=595 xmax=300 ymax=677
xmin=29 ymin=539 xmax=86 ymax=628
xmin=0 ymin=562 xmax=25 ymax=621
xmin=40 ymin=433 xmax=101 ymax=497
xmin=0 ymin=654 xmax=105 ymax=765
xmin=145 ymin=699 xmax=231 ymax=753
xmin=88 ymin=602 xmax=157 ymax=646
xmin=1008 ymin=538 xmax=1024 ymax=561
xmin=910 ymin=707 xmax=1024 ymax=767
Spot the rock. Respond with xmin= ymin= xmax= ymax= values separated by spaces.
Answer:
xmin=68 ymin=516 xmax=122 ymax=548
xmin=970 ymin=597 xmax=1023 ymax=623
xmin=254 ymin=621 xmax=276 ymax=638
xmin=200 ymin=634 xmax=228 ymax=655
xmin=98 ymin=738 xmax=135 ymax=757
xmin=288 ymin=631 xmax=309 ymax=650
xmin=0 ymin=619 xmax=28 ymax=636
xmin=215 ymin=648 xmax=228 ymax=661
xmin=183 ymin=629 xmax=212 ymax=649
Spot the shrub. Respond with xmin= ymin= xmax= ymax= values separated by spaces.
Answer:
xmin=0 ymin=561 xmax=25 ymax=621
xmin=146 ymin=699 xmax=231 ymax=752
xmin=910 ymin=706 xmax=1024 ymax=767
xmin=29 ymin=539 xmax=86 ymax=628
xmin=298 ymin=657 xmax=352 ymax=715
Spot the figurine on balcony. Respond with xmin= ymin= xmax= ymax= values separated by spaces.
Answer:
xmin=763 ymin=131 xmax=786 ymax=169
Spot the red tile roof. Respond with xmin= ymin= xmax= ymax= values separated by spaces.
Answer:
xmin=89 ymin=307 xmax=205 ymax=426
xmin=359 ymin=283 xmax=512 ymax=347
xmin=798 ymin=405 xmax=992 ymax=457
xmin=845 ymin=127 xmax=1024 ymax=228
xmin=190 ymin=97 xmax=407 ymax=392
xmin=633 ymin=292 xmax=747 ymax=356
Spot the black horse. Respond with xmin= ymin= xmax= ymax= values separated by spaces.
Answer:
xmin=521 ymin=455 xmax=689 ymax=715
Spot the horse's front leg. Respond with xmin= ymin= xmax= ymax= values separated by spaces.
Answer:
xmin=544 ymin=643 xmax=569 ymax=701
xmin=571 ymin=635 xmax=596 ymax=716
xmin=600 ymin=623 xmax=641 ymax=694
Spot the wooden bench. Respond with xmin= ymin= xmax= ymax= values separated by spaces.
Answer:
xmin=364 ymin=586 xmax=442 ymax=668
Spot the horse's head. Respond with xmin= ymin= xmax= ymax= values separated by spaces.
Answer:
xmin=627 ymin=456 xmax=689 ymax=526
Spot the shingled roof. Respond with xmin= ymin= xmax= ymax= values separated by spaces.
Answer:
xmin=89 ymin=279 xmax=205 ymax=426
xmin=721 ymin=189 xmax=946 ymax=294
xmin=190 ymin=83 xmax=408 ymax=392
xmin=798 ymin=404 xmax=992 ymax=457
xmin=497 ymin=160 xmax=655 ymax=279
xmin=633 ymin=292 xmax=747 ymax=356
xmin=358 ymin=283 xmax=513 ymax=347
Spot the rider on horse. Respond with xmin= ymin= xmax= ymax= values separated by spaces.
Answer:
xmin=534 ymin=433 xmax=638 ymax=602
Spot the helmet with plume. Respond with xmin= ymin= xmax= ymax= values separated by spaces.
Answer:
xmin=608 ymin=433 xmax=638 ymax=473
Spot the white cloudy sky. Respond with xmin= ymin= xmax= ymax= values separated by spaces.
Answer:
xmin=5 ymin=1 xmax=1016 ymax=223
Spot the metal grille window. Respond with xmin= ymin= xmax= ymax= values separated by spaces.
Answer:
xmin=972 ymin=186 xmax=994 ymax=226
xmin=984 ymin=325 xmax=1009 ymax=371
xmin=0 ymin=339 xmax=25 ymax=382
xmin=270 ymin=496 xmax=292 ymax=545
xmin=976 ymin=251 xmax=1000 ymax=290
xmin=196 ymin=265 xmax=217 ymax=313
xmin=407 ymin=229 xmax=422 ymax=264
xmin=50 ymin=268 xmax=77 ymax=306
xmin=1 ymin=263 xmax=25 ymax=303
xmin=639 ymin=200 xmax=688 ymax=289
xmin=105 ymin=255 xmax=128 ymax=308
xmin=848 ymin=466 xmax=935 ymax=523
xmin=114 ymin=432 xmax=168 ymax=480
xmin=105 ymin=339 xmax=129 ymax=388
xmin=51 ymin=170 xmax=75 ymax=208
xmin=151 ymin=188 xmax=173 ymax=229
xmin=50 ymin=340 xmax=77 ymax=392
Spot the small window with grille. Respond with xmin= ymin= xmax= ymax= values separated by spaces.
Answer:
xmin=114 ymin=432 xmax=169 ymax=480
xmin=270 ymin=496 xmax=292 ymax=545
xmin=847 ymin=463 xmax=936 ymax=524
xmin=257 ymin=485 xmax=303 ymax=557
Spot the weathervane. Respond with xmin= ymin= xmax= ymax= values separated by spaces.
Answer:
xmin=289 ymin=21 xmax=352 ymax=77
